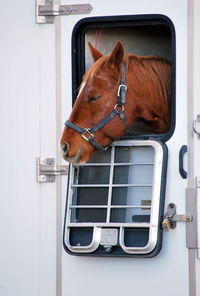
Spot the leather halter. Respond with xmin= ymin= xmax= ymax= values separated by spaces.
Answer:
xmin=64 ymin=63 xmax=128 ymax=152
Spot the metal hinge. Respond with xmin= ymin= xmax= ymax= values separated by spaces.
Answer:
xmin=36 ymin=0 xmax=93 ymax=24
xmin=162 ymin=203 xmax=193 ymax=231
xmin=196 ymin=177 xmax=200 ymax=259
xmin=36 ymin=157 xmax=68 ymax=182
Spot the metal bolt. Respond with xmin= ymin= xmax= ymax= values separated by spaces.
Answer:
xmin=103 ymin=245 xmax=113 ymax=252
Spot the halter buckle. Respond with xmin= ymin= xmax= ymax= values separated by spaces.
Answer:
xmin=81 ymin=128 xmax=94 ymax=142
xmin=117 ymin=84 xmax=127 ymax=97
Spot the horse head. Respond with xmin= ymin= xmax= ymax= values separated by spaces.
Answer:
xmin=60 ymin=41 xmax=171 ymax=163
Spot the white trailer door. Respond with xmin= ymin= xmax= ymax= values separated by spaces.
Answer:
xmin=0 ymin=1 xmax=61 ymax=295
xmin=59 ymin=1 xmax=189 ymax=296
xmin=1 ymin=1 xmax=196 ymax=296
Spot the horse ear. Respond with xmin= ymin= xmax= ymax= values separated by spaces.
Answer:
xmin=109 ymin=41 xmax=124 ymax=67
xmin=88 ymin=42 xmax=103 ymax=62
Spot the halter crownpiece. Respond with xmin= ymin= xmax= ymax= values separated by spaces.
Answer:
xmin=64 ymin=62 xmax=128 ymax=152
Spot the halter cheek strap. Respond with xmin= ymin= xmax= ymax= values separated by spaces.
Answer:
xmin=64 ymin=62 xmax=128 ymax=152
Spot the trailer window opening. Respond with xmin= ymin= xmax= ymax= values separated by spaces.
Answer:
xmin=71 ymin=14 xmax=175 ymax=142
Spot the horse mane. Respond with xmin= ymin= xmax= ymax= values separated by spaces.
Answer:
xmin=82 ymin=53 xmax=171 ymax=113
xmin=125 ymin=54 xmax=171 ymax=111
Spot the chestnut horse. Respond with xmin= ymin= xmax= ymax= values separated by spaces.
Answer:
xmin=60 ymin=41 xmax=171 ymax=163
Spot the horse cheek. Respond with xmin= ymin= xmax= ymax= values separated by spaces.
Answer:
xmin=106 ymin=117 xmax=125 ymax=139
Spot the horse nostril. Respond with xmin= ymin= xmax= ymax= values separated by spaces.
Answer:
xmin=61 ymin=142 xmax=69 ymax=155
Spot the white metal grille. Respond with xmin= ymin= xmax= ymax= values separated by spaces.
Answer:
xmin=64 ymin=140 xmax=165 ymax=255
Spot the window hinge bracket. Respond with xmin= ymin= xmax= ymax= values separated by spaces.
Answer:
xmin=36 ymin=0 xmax=93 ymax=24
xmin=36 ymin=157 xmax=68 ymax=182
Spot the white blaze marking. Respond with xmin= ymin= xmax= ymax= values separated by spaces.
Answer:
xmin=78 ymin=81 xmax=86 ymax=96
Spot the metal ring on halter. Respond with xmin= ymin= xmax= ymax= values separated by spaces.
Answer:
xmin=81 ymin=128 xmax=94 ymax=142
xmin=114 ymin=103 xmax=124 ymax=113
xmin=117 ymin=84 xmax=127 ymax=97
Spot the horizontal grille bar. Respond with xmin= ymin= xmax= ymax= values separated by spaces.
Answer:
xmin=74 ymin=162 xmax=154 ymax=167
xmin=69 ymin=205 xmax=151 ymax=209
xmin=71 ymin=184 xmax=152 ymax=188
xmin=67 ymin=222 xmax=151 ymax=228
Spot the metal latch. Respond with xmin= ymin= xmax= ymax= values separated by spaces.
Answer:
xmin=193 ymin=114 xmax=200 ymax=139
xmin=36 ymin=157 xmax=68 ymax=182
xmin=36 ymin=0 xmax=93 ymax=24
xmin=162 ymin=203 xmax=193 ymax=231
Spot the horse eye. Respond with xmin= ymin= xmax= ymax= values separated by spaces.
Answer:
xmin=88 ymin=95 xmax=101 ymax=102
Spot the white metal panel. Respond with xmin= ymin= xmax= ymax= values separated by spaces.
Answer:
xmin=0 ymin=1 xmax=59 ymax=296
xmin=38 ymin=24 xmax=58 ymax=296
xmin=60 ymin=1 xmax=189 ymax=296
xmin=190 ymin=1 xmax=200 ymax=295
xmin=0 ymin=1 xmax=41 ymax=295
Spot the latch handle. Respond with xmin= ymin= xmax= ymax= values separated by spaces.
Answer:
xmin=179 ymin=145 xmax=187 ymax=179
xmin=162 ymin=203 xmax=192 ymax=231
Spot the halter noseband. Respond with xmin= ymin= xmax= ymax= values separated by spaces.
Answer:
xmin=64 ymin=63 xmax=128 ymax=152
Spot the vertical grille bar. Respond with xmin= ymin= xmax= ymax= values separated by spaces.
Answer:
xmin=106 ymin=146 xmax=115 ymax=223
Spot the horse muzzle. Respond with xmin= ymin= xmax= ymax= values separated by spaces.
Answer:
xmin=61 ymin=142 xmax=85 ymax=164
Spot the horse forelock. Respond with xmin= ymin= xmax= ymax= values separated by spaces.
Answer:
xmin=82 ymin=55 xmax=124 ymax=87
xmin=83 ymin=56 xmax=110 ymax=83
